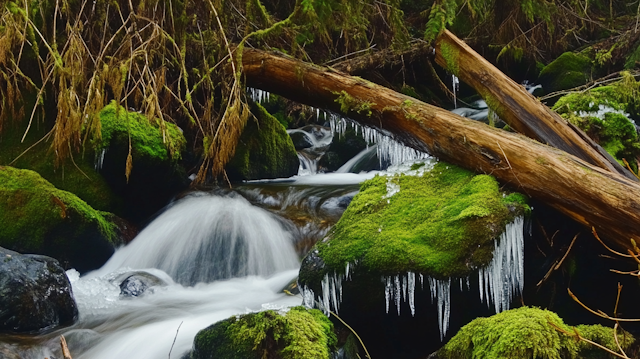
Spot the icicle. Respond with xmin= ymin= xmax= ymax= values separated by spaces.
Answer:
xmin=420 ymin=274 xmax=424 ymax=289
xmin=300 ymin=285 xmax=315 ymax=309
xmin=478 ymin=217 xmax=525 ymax=314
xmin=384 ymin=276 xmax=392 ymax=313
xmin=408 ymin=272 xmax=416 ymax=316
xmin=402 ymin=275 xmax=407 ymax=302
xmin=95 ymin=148 xmax=107 ymax=170
xmin=452 ymin=75 xmax=459 ymax=109
xmin=428 ymin=277 xmax=452 ymax=340
xmin=394 ymin=275 xmax=401 ymax=315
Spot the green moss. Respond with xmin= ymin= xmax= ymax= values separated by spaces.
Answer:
xmin=0 ymin=166 xmax=117 ymax=252
xmin=192 ymin=307 xmax=337 ymax=359
xmin=313 ymin=162 xmax=527 ymax=278
xmin=226 ymin=102 xmax=299 ymax=181
xmin=334 ymin=90 xmax=376 ymax=117
xmin=0 ymin=98 xmax=118 ymax=212
xmin=553 ymin=85 xmax=640 ymax=168
xmin=439 ymin=307 xmax=635 ymax=359
xmin=576 ymin=324 xmax=635 ymax=359
xmin=440 ymin=42 xmax=460 ymax=76
xmin=538 ymin=52 xmax=592 ymax=93
xmin=96 ymin=101 xmax=186 ymax=163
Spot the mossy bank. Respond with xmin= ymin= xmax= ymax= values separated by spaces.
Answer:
xmin=0 ymin=166 xmax=119 ymax=271
xmin=300 ymin=161 xmax=529 ymax=284
xmin=191 ymin=307 xmax=337 ymax=359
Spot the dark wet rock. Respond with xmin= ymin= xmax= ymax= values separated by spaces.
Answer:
xmin=289 ymin=131 xmax=314 ymax=150
xmin=0 ymin=247 xmax=78 ymax=333
xmin=116 ymin=271 xmax=167 ymax=297
xmin=318 ymin=127 xmax=368 ymax=172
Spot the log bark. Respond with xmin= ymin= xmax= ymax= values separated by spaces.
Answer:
xmin=433 ymin=29 xmax=636 ymax=181
xmin=242 ymin=48 xmax=640 ymax=250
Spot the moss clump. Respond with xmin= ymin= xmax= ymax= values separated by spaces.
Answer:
xmin=96 ymin=101 xmax=186 ymax=163
xmin=0 ymin=166 xmax=118 ymax=270
xmin=552 ymin=83 xmax=640 ymax=169
xmin=191 ymin=307 xmax=337 ymax=359
xmin=576 ymin=324 xmax=635 ymax=359
xmin=312 ymin=162 xmax=528 ymax=278
xmin=226 ymin=102 xmax=299 ymax=181
xmin=0 ymin=100 xmax=117 ymax=212
xmin=438 ymin=307 xmax=635 ymax=359
xmin=440 ymin=42 xmax=460 ymax=76
xmin=538 ymin=52 xmax=592 ymax=93
xmin=334 ymin=90 xmax=376 ymax=117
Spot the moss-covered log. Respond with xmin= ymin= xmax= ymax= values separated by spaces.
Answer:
xmin=242 ymin=48 xmax=640 ymax=251
xmin=433 ymin=29 xmax=636 ymax=181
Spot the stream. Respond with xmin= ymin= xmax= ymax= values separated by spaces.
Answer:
xmin=0 ymin=114 xmax=429 ymax=359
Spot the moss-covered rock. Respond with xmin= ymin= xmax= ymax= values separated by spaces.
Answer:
xmin=538 ymin=52 xmax=593 ymax=93
xmin=191 ymin=307 xmax=337 ymax=359
xmin=226 ymin=102 xmax=299 ymax=181
xmin=0 ymin=115 xmax=118 ymax=213
xmin=301 ymin=161 xmax=528 ymax=281
xmin=552 ymin=78 xmax=640 ymax=169
xmin=95 ymin=101 xmax=188 ymax=222
xmin=0 ymin=166 xmax=119 ymax=272
xmin=437 ymin=307 xmax=635 ymax=359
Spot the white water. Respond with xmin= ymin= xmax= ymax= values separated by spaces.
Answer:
xmin=91 ymin=193 xmax=299 ymax=285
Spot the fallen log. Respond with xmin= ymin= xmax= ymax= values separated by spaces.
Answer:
xmin=433 ymin=29 xmax=636 ymax=181
xmin=242 ymin=48 xmax=640 ymax=251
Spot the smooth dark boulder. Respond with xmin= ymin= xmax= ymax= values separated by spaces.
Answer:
xmin=0 ymin=247 xmax=78 ymax=333
xmin=117 ymin=271 xmax=167 ymax=297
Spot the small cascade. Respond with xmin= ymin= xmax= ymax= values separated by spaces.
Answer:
xmin=478 ymin=216 xmax=525 ymax=313
xmin=336 ymin=145 xmax=379 ymax=173
xmin=90 ymin=193 xmax=299 ymax=285
xmin=287 ymin=126 xmax=333 ymax=176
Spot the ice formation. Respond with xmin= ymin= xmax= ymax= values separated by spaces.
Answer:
xmin=247 ymin=87 xmax=270 ymax=104
xmin=478 ymin=216 xmax=525 ymax=314
xmin=95 ymin=148 xmax=107 ymax=170
xmin=429 ymin=277 xmax=451 ymax=340
xmin=328 ymin=115 xmax=429 ymax=167
xmin=452 ymin=75 xmax=459 ymax=109
xmin=300 ymin=261 xmax=356 ymax=316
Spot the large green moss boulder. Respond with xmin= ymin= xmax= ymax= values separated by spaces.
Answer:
xmin=437 ymin=307 xmax=635 ymax=359
xmin=300 ymin=161 xmax=528 ymax=283
xmin=538 ymin=52 xmax=593 ymax=93
xmin=552 ymin=76 xmax=640 ymax=169
xmin=226 ymin=102 xmax=299 ymax=181
xmin=191 ymin=306 xmax=337 ymax=359
xmin=0 ymin=166 xmax=119 ymax=272
xmin=95 ymin=101 xmax=187 ymax=222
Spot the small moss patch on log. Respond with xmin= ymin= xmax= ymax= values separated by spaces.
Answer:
xmin=310 ymin=161 xmax=528 ymax=279
xmin=538 ymin=52 xmax=592 ymax=93
xmin=191 ymin=307 xmax=337 ymax=359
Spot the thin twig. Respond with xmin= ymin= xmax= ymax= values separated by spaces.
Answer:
xmin=554 ymin=233 xmax=579 ymax=270
xmin=592 ymin=227 xmax=635 ymax=258
xmin=567 ymin=288 xmax=640 ymax=322
xmin=168 ymin=321 xmax=183 ymax=359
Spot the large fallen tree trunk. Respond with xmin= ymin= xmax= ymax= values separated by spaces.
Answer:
xmin=433 ymin=29 xmax=636 ymax=181
xmin=242 ymin=48 xmax=640 ymax=250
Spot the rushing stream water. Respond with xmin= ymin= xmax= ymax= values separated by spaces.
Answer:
xmin=0 ymin=102 xmax=526 ymax=358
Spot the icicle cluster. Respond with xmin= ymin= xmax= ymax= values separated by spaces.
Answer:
xmin=300 ymin=261 xmax=355 ymax=316
xmin=479 ymin=216 xmax=525 ymax=314
xmin=247 ymin=87 xmax=271 ymax=104
xmin=328 ymin=115 xmax=429 ymax=167
xmin=429 ymin=277 xmax=452 ymax=340
xmin=382 ymin=272 xmax=417 ymax=316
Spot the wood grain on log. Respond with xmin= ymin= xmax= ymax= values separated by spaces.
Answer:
xmin=242 ymin=48 xmax=640 ymax=250
xmin=433 ymin=29 xmax=636 ymax=181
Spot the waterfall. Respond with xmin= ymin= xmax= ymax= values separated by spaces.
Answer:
xmin=92 ymin=193 xmax=299 ymax=285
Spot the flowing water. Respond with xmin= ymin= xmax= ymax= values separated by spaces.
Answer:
xmin=0 ymin=109 xmax=526 ymax=357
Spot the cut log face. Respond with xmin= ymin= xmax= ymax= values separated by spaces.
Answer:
xmin=242 ymin=48 xmax=640 ymax=251
xmin=433 ymin=29 xmax=636 ymax=181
